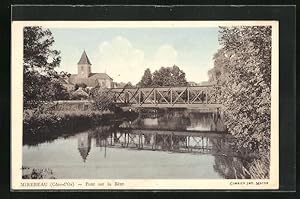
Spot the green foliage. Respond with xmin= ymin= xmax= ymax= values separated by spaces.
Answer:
xmin=152 ymin=65 xmax=188 ymax=86
xmin=137 ymin=68 xmax=152 ymax=87
xmin=211 ymin=26 xmax=272 ymax=157
xmin=90 ymin=88 xmax=120 ymax=112
xmin=23 ymin=109 xmax=115 ymax=145
xmin=24 ymin=27 xmax=61 ymax=72
xmin=23 ymin=26 xmax=68 ymax=108
xmin=75 ymin=83 xmax=87 ymax=90
xmin=22 ymin=168 xmax=55 ymax=179
xmin=138 ymin=65 xmax=188 ymax=87
xmin=125 ymin=82 xmax=135 ymax=88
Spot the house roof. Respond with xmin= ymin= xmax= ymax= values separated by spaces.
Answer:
xmin=73 ymin=87 xmax=89 ymax=97
xmin=78 ymin=50 xmax=92 ymax=65
xmin=69 ymin=73 xmax=113 ymax=87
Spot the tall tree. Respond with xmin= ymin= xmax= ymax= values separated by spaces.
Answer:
xmin=137 ymin=68 xmax=152 ymax=87
xmin=23 ymin=26 xmax=68 ymax=108
xmin=210 ymin=26 xmax=272 ymax=178
xmin=208 ymin=48 xmax=230 ymax=84
xmin=152 ymin=65 xmax=187 ymax=87
xmin=171 ymin=65 xmax=188 ymax=86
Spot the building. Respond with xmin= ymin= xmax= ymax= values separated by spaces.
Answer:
xmin=68 ymin=50 xmax=113 ymax=89
xmin=59 ymin=78 xmax=75 ymax=91
xmin=71 ymin=87 xmax=89 ymax=100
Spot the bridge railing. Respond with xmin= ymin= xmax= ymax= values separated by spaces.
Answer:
xmin=98 ymin=85 xmax=223 ymax=108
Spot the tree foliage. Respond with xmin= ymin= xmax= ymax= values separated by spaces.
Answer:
xmin=210 ymin=26 xmax=272 ymax=156
xmin=137 ymin=68 xmax=152 ymax=87
xmin=138 ymin=65 xmax=188 ymax=87
xmin=89 ymin=88 xmax=118 ymax=112
xmin=24 ymin=26 xmax=68 ymax=108
xmin=209 ymin=26 xmax=272 ymax=179
xmin=74 ymin=83 xmax=87 ymax=90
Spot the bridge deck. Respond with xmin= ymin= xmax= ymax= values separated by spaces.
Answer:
xmin=117 ymin=103 xmax=224 ymax=109
xmin=98 ymin=85 xmax=224 ymax=109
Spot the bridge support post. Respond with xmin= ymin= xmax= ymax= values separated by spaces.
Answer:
xmin=205 ymin=89 xmax=208 ymax=104
xmin=138 ymin=90 xmax=141 ymax=105
xmin=171 ymin=133 xmax=173 ymax=150
xmin=169 ymin=89 xmax=172 ymax=104
xmin=154 ymin=89 xmax=156 ymax=105
xmin=154 ymin=133 xmax=157 ymax=150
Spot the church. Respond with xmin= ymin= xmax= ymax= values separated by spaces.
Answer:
xmin=66 ymin=50 xmax=113 ymax=89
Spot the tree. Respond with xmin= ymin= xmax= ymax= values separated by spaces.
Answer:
xmin=208 ymin=26 xmax=272 ymax=178
xmin=137 ymin=68 xmax=152 ymax=87
xmin=152 ymin=65 xmax=187 ymax=87
xmin=75 ymin=83 xmax=87 ymax=90
xmin=208 ymin=48 xmax=230 ymax=84
xmin=23 ymin=26 xmax=66 ymax=108
xmin=210 ymin=26 xmax=272 ymax=177
xmin=171 ymin=65 xmax=188 ymax=86
xmin=125 ymin=82 xmax=135 ymax=88
xmin=90 ymin=88 xmax=118 ymax=112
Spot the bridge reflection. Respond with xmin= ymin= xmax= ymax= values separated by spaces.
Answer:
xmin=77 ymin=126 xmax=252 ymax=179
xmin=77 ymin=126 xmax=233 ymax=158
xmin=75 ymin=109 xmax=254 ymax=179
xmin=96 ymin=129 xmax=218 ymax=153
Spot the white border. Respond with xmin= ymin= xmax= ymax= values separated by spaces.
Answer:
xmin=11 ymin=21 xmax=279 ymax=190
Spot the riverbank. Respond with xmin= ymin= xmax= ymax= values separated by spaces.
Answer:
xmin=22 ymin=167 xmax=55 ymax=179
xmin=23 ymin=109 xmax=138 ymax=146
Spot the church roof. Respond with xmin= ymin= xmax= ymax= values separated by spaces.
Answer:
xmin=90 ymin=73 xmax=113 ymax=80
xmin=78 ymin=50 xmax=92 ymax=65
xmin=69 ymin=73 xmax=113 ymax=87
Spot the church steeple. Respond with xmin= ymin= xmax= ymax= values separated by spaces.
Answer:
xmin=77 ymin=133 xmax=92 ymax=163
xmin=78 ymin=50 xmax=92 ymax=65
xmin=77 ymin=50 xmax=92 ymax=78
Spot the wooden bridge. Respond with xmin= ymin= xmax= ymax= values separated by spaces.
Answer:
xmin=93 ymin=128 xmax=232 ymax=155
xmin=98 ymin=85 xmax=223 ymax=109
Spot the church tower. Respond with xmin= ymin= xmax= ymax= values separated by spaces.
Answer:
xmin=77 ymin=50 xmax=92 ymax=78
xmin=77 ymin=132 xmax=92 ymax=163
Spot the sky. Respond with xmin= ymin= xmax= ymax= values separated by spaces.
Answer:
xmin=51 ymin=27 xmax=221 ymax=84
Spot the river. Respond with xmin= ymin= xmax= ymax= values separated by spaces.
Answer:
xmin=23 ymin=109 xmax=252 ymax=179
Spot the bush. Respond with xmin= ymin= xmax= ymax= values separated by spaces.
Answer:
xmin=22 ymin=167 xmax=55 ymax=179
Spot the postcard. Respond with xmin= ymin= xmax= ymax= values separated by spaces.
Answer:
xmin=11 ymin=20 xmax=279 ymax=190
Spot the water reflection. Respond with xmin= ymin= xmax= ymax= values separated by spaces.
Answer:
xmin=73 ymin=125 xmax=251 ymax=178
xmin=121 ymin=110 xmax=226 ymax=132
xmin=23 ymin=109 xmax=253 ymax=179
xmin=213 ymin=155 xmax=251 ymax=179
xmin=77 ymin=133 xmax=92 ymax=162
xmin=88 ymin=127 xmax=230 ymax=155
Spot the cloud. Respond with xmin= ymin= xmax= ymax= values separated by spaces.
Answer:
xmin=90 ymin=38 xmax=208 ymax=85
xmin=149 ymin=44 xmax=178 ymax=69
xmin=91 ymin=36 xmax=145 ymax=84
